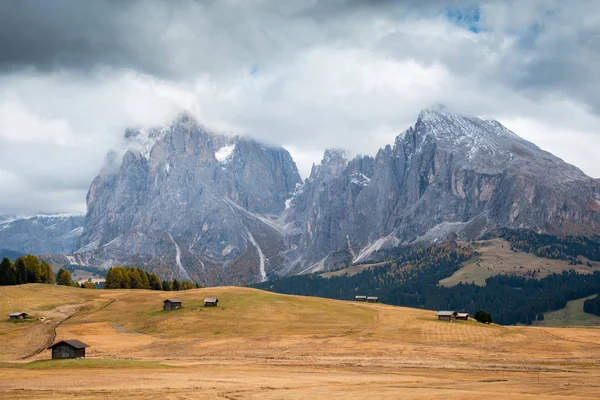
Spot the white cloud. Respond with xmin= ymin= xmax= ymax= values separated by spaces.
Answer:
xmin=1 ymin=0 xmax=600 ymax=214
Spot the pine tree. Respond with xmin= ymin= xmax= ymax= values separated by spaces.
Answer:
xmin=139 ymin=269 xmax=150 ymax=289
xmin=149 ymin=274 xmax=162 ymax=290
xmin=172 ymin=279 xmax=181 ymax=291
xmin=21 ymin=254 xmax=42 ymax=283
xmin=0 ymin=258 xmax=17 ymax=285
xmin=128 ymin=268 xmax=143 ymax=289
xmin=14 ymin=258 xmax=27 ymax=284
xmin=40 ymin=261 xmax=54 ymax=284
xmin=56 ymin=268 xmax=73 ymax=286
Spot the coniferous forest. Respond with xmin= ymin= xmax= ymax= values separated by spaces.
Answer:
xmin=255 ymin=230 xmax=600 ymax=325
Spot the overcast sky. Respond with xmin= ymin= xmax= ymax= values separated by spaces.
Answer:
xmin=1 ymin=0 xmax=600 ymax=215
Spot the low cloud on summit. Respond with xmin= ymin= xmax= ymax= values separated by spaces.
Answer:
xmin=1 ymin=0 xmax=600 ymax=214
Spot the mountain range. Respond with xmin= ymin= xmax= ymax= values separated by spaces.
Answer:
xmin=3 ymin=108 xmax=600 ymax=285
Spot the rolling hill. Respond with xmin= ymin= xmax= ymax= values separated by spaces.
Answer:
xmin=1 ymin=284 xmax=600 ymax=399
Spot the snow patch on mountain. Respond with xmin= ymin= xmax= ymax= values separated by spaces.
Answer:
xmin=215 ymin=144 xmax=236 ymax=163
xmin=285 ymin=183 xmax=304 ymax=210
xmin=349 ymin=173 xmax=370 ymax=187
xmin=125 ymin=127 xmax=169 ymax=159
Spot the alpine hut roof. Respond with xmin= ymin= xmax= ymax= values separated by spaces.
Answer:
xmin=164 ymin=298 xmax=182 ymax=303
xmin=204 ymin=298 xmax=218 ymax=303
xmin=9 ymin=312 xmax=27 ymax=317
xmin=436 ymin=311 xmax=457 ymax=317
xmin=47 ymin=339 xmax=89 ymax=350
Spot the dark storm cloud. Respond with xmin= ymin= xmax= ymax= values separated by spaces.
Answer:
xmin=0 ymin=1 xmax=132 ymax=71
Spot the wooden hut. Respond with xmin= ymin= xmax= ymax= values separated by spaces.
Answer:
xmin=204 ymin=298 xmax=219 ymax=307
xmin=437 ymin=311 xmax=458 ymax=321
xmin=8 ymin=312 xmax=28 ymax=320
xmin=367 ymin=296 xmax=379 ymax=303
xmin=355 ymin=296 xmax=367 ymax=302
xmin=163 ymin=298 xmax=182 ymax=311
xmin=47 ymin=339 xmax=89 ymax=359
xmin=456 ymin=312 xmax=470 ymax=321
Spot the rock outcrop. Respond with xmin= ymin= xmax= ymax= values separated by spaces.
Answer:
xmin=74 ymin=113 xmax=301 ymax=285
xmin=284 ymin=108 xmax=600 ymax=273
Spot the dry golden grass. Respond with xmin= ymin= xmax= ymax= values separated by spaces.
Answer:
xmin=1 ymin=284 xmax=600 ymax=399
xmin=440 ymin=238 xmax=600 ymax=286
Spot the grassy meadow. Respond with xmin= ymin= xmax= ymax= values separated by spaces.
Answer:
xmin=1 ymin=284 xmax=600 ymax=399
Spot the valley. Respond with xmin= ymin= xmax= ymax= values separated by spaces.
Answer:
xmin=1 ymin=285 xmax=600 ymax=398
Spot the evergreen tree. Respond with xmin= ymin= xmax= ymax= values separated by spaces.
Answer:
xmin=139 ymin=269 xmax=150 ymax=289
xmin=172 ymin=279 xmax=181 ymax=291
xmin=149 ymin=274 xmax=162 ymax=290
xmin=40 ymin=261 xmax=54 ymax=284
xmin=128 ymin=268 xmax=144 ymax=289
xmin=21 ymin=254 xmax=42 ymax=283
xmin=14 ymin=258 xmax=27 ymax=284
xmin=81 ymin=281 xmax=97 ymax=289
xmin=181 ymin=280 xmax=196 ymax=290
xmin=0 ymin=258 xmax=17 ymax=285
xmin=162 ymin=280 xmax=172 ymax=291
xmin=56 ymin=268 xmax=73 ymax=286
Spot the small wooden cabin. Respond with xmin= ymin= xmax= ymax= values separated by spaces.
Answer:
xmin=8 ymin=312 xmax=28 ymax=320
xmin=355 ymin=296 xmax=367 ymax=302
xmin=456 ymin=312 xmax=470 ymax=321
xmin=437 ymin=311 xmax=458 ymax=321
xmin=47 ymin=339 xmax=89 ymax=359
xmin=204 ymin=298 xmax=219 ymax=307
xmin=163 ymin=298 xmax=182 ymax=311
xmin=367 ymin=296 xmax=379 ymax=303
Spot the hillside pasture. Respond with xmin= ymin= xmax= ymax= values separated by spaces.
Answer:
xmin=440 ymin=238 xmax=599 ymax=286
xmin=1 ymin=284 xmax=600 ymax=399
xmin=534 ymin=295 xmax=600 ymax=327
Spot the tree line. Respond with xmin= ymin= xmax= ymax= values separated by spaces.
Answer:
xmin=1 ymin=256 xmax=199 ymax=291
xmin=255 ymin=233 xmax=600 ymax=325
xmin=104 ymin=266 xmax=200 ymax=291
xmin=497 ymin=229 xmax=600 ymax=263
xmin=0 ymin=255 xmax=54 ymax=285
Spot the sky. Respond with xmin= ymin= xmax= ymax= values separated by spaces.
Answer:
xmin=1 ymin=0 xmax=600 ymax=215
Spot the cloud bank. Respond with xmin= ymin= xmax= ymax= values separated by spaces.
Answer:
xmin=1 ymin=0 xmax=599 ymax=214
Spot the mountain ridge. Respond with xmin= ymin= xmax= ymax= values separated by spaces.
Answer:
xmin=7 ymin=108 xmax=599 ymax=285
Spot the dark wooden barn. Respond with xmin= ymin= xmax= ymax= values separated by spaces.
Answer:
xmin=8 ymin=312 xmax=28 ymax=320
xmin=437 ymin=311 xmax=458 ymax=321
xmin=456 ymin=312 xmax=470 ymax=321
xmin=367 ymin=296 xmax=379 ymax=303
xmin=47 ymin=339 xmax=89 ymax=359
xmin=163 ymin=298 xmax=182 ymax=311
xmin=355 ymin=296 xmax=367 ymax=302
xmin=204 ymin=298 xmax=219 ymax=307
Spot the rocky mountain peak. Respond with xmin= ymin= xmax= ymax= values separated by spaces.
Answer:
xmin=309 ymin=148 xmax=349 ymax=179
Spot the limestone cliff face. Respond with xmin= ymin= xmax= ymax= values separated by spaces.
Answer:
xmin=283 ymin=109 xmax=600 ymax=273
xmin=75 ymin=114 xmax=301 ymax=285
xmin=73 ymin=109 xmax=600 ymax=282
